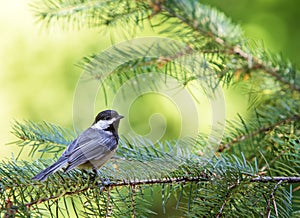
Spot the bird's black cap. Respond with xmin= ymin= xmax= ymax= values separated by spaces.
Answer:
xmin=93 ymin=110 xmax=124 ymax=124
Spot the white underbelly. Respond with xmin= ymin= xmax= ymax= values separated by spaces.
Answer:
xmin=78 ymin=150 xmax=116 ymax=169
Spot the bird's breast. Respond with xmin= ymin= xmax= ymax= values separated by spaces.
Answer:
xmin=78 ymin=149 xmax=116 ymax=169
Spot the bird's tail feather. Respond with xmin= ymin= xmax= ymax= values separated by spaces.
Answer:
xmin=32 ymin=158 xmax=68 ymax=182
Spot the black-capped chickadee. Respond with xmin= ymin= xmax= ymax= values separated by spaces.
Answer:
xmin=32 ymin=110 xmax=124 ymax=181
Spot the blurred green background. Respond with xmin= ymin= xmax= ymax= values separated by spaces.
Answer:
xmin=1 ymin=0 xmax=300 ymax=160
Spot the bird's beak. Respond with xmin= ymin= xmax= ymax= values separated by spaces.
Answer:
xmin=117 ymin=115 xmax=124 ymax=120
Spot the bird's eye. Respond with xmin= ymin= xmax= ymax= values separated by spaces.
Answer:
xmin=104 ymin=116 xmax=110 ymax=120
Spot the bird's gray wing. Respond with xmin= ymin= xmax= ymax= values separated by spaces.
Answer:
xmin=61 ymin=138 xmax=78 ymax=157
xmin=64 ymin=128 xmax=118 ymax=171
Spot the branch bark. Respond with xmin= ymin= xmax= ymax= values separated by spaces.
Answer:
xmin=218 ymin=114 xmax=300 ymax=152
xmin=26 ymin=175 xmax=300 ymax=208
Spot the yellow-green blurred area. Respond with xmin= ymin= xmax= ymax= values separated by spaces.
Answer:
xmin=1 ymin=0 xmax=299 ymax=161
xmin=201 ymin=0 xmax=300 ymax=64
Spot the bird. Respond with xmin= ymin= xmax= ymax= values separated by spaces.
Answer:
xmin=32 ymin=109 xmax=124 ymax=182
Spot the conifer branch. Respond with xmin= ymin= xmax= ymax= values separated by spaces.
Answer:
xmin=251 ymin=177 xmax=300 ymax=183
xmin=159 ymin=1 xmax=300 ymax=92
xmin=85 ymin=44 xmax=194 ymax=82
xmin=161 ymin=5 xmax=227 ymax=45
xmin=25 ymin=175 xmax=300 ymax=208
xmin=218 ymin=114 xmax=300 ymax=152
xmin=231 ymin=47 xmax=300 ymax=92
xmin=25 ymin=176 xmax=208 ymax=208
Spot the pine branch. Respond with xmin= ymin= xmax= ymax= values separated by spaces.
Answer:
xmin=218 ymin=114 xmax=300 ymax=152
xmin=11 ymin=120 xmax=73 ymax=158
xmin=161 ymin=2 xmax=239 ymax=45
xmin=159 ymin=0 xmax=300 ymax=91
xmin=231 ymin=47 xmax=300 ymax=92
xmin=31 ymin=0 xmax=151 ymax=31
xmin=23 ymin=177 xmax=208 ymax=208
xmin=2 ymin=144 xmax=299 ymax=217
xmin=82 ymin=41 xmax=195 ymax=83
xmin=251 ymin=177 xmax=300 ymax=183
xmin=23 ymin=175 xmax=300 ymax=209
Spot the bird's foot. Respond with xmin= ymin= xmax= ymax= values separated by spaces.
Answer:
xmin=100 ymin=178 xmax=111 ymax=186
xmin=92 ymin=169 xmax=110 ymax=191
xmin=96 ymin=178 xmax=110 ymax=192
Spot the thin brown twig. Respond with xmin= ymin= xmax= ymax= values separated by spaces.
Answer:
xmin=260 ymin=145 xmax=292 ymax=172
xmin=25 ymin=176 xmax=208 ymax=208
xmin=131 ymin=184 xmax=136 ymax=218
xmin=251 ymin=176 xmax=300 ymax=183
xmin=216 ymin=182 xmax=238 ymax=218
xmin=25 ymin=175 xmax=300 ymax=208
xmin=105 ymin=186 xmax=112 ymax=218
xmin=265 ymin=180 xmax=282 ymax=218
xmin=231 ymin=47 xmax=300 ymax=92
xmin=218 ymin=115 xmax=300 ymax=152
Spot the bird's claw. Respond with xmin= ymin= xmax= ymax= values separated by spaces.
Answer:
xmin=91 ymin=169 xmax=110 ymax=191
xmin=100 ymin=178 xmax=111 ymax=186
xmin=96 ymin=178 xmax=110 ymax=192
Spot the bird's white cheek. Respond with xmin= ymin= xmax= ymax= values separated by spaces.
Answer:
xmin=91 ymin=118 xmax=117 ymax=130
xmin=91 ymin=120 xmax=109 ymax=130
